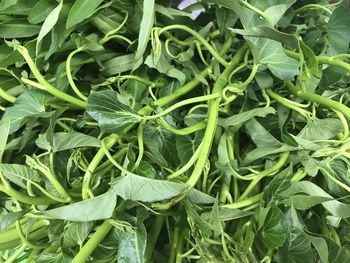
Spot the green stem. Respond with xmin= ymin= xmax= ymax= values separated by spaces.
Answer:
xmin=144 ymin=93 xmax=220 ymax=120
xmin=238 ymin=152 xmax=289 ymax=200
xmin=285 ymin=49 xmax=350 ymax=73
xmin=26 ymin=156 xmax=71 ymax=202
xmin=107 ymin=75 xmax=162 ymax=88
xmin=186 ymin=45 xmax=248 ymax=188
xmin=82 ymin=134 xmax=119 ymax=200
xmin=239 ymin=0 xmax=274 ymax=26
xmin=285 ymin=81 xmax=350 ymax=120
xmin=14 ymin=44 xmax=86 ymax=109
xmin=15 ymin=221 xmax=47 ymax=249
xmin=158 ymin=119 xmax=206 ymax=136
xmin=4 ymin=244 xmax=26 ymax=263
xmin=66 ymin=48 xmax=88 ymax=101
xmin=0 ymin=184 xmax=55 ymax=205
xmin=0 ymin=88 xmax=16 ymax=103
xmin=295 ymin=3 xmax=332 ymax=14
xmin=71 ymin=220 xmax=113 ymax=263
xmin=266 ymin=89 xmax=312 ymax=120
xmin=145 ymin=216 xmax=164 ymax=262
xmin=222 ymin=193 xmax=262 ymax=209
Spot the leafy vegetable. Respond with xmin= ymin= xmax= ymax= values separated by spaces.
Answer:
xmin=0 ymin=0 xmax=350 ymax=262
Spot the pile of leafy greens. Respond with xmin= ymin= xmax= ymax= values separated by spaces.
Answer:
xmin=0 ymin=0 xmax=350 ymax=262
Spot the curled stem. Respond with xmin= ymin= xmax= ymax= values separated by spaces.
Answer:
xmin=158 ymin=25 xmax=229 ymax=67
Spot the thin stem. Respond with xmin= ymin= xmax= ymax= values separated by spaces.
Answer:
xmin=134 ymin=121 xmax=145 ymax=169
xmin=158 ymin=119 xmax=206 ymax=136
xmin=26 ymin=156 xmax=71 ymax=202
xmin=106 ymin=75 xmax=162 ymax=88
xmin=15 ymin=221 xmax=47 ymax=249
xmin=66 ymin=48 xmax=88 ymax=101
xmin=4 ymin=244 xmax=26 ymax=263
xmin=167 ymin=142 xmax=203 ymax=180
xmin=266 ymin=89 xmax=312 ymax=120
xmin=143 ymin=93 xmax=220 ymax=120
xmin=239 ymin=0 xmax=274 ymax=26
xmin=238 ymin=152 xmax=289 ymax=200
xmin=295 ymin=4 xmax=332 ymax=14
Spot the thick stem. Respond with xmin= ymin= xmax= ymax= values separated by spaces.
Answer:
xmin=71 ymin=220 xmax=113 ymax=263
xmin=144 ymin=216 xmax=164 ymax=262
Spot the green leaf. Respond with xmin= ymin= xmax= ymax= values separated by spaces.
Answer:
xmin=261 ymin=205 xmax=287 ymax=249
xmin=0 ymin=0 xmax=17 ymax=10
xmin=0 ymin=114 xmax=10 ymax=160
xmin=36 ymin=253 xmax=71 ymax=263
xmin=6 ymin=90 xmax=53 ymax=134
xmin=36 ymin=132 xmax=100 ymax=152
xmin=325 ymin=6 xmax=350 ymax=55
xmin=0 ymin=211 xmax=26 ymax=232
xmin=143 ymin=124 xmax=178 ymax=168
xmin=0 ymin=163 xmax=41 ymax=188
xmin=297 ymin=118 xmax=343 ymax=141
xmin=0 ymin=19 xmax=40 ymax=38
xmin=134 ymin=208 xmax=148 ymax=263
xmin=262 ymin=165 xmax=294 ymax=207
xmin=111 ymin=174 xmax=215 ymax=204
xmin=102 ymin=54 xmax=135 ymax=76
xmin=63 ymin=222 xmax=94 ymax=247
xmin=66 ymin=0 xmax=104 ymax=29
xmin=245 ymin=118 xmax=282 ymax=148
xmin=219 ymin=107 xmax=276 ymax=129
xmin=284 ymin=181 xmax=350 ymax=218
xmin=133 ymin=0 xmax=155 ymax=70
xmin=28 ymin=0 xmax=57 ymax=24
xmin=176 ymin=132 xmax=202 ymax=165
xmin=202 ymin=208 xmax=254 ymax=221
xmin=36 ymin=1 xmax=62 ymax=54
xmin=86 ymin=90 xmax=142 ymax=134
xmin=42 ymin=191 xmax=117 ymax=221
xmin=250 ymin=38 xmax=299 ymax=80
xmin=263 ymin=0 xmax=296 ymax=26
